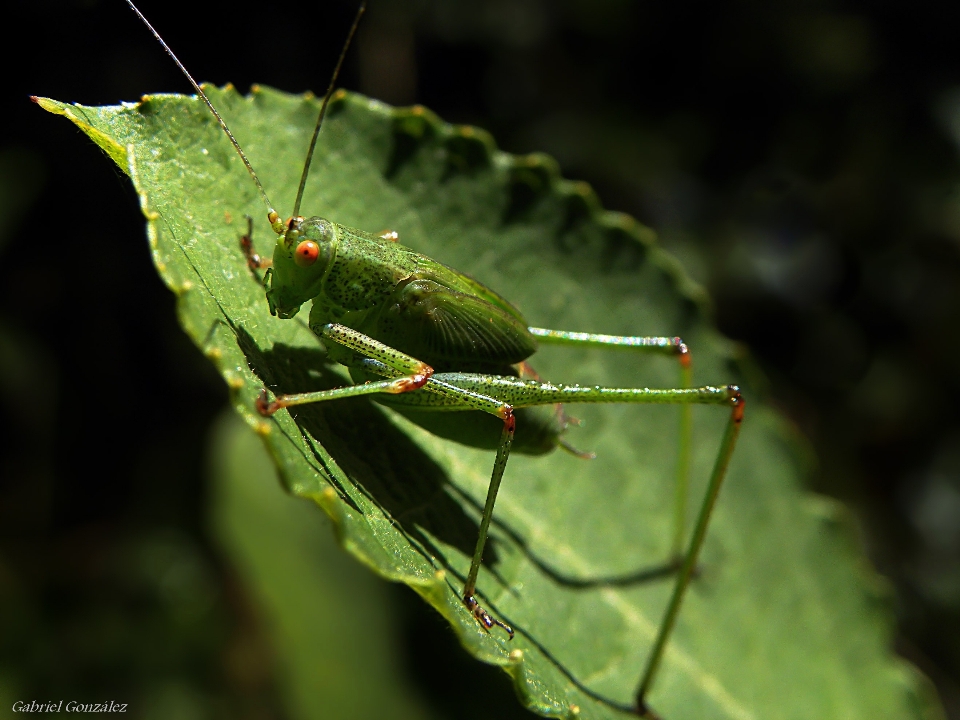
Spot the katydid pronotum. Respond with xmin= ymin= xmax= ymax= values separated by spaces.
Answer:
xmin=123 ymin=1 xmax=744 ymax=715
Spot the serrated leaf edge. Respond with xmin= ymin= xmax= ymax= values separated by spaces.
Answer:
xmin=37 ymin=89 xmax=945 ymax=720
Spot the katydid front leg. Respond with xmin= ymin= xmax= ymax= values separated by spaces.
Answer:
xmin=240 ymin=215 xmax=272 ymax=275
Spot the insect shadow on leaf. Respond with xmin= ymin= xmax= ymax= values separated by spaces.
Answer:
xmin=234 ymin=324 xmax=502 ymax=569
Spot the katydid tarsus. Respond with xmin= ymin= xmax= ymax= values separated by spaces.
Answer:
xmin=125 ymin=1 xmax=744 ymax=715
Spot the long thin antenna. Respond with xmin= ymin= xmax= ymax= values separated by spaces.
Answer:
xmin=125 ymin=0 xmax=281 ymax=231
xmin=292 ymin=2 xmax=367 ymax=219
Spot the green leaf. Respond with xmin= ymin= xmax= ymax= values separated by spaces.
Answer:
xmin=38 ymin=88 xmax=942 ymax=719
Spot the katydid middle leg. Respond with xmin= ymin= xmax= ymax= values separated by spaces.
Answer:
xmin=255 ymin=322 xmax=434 ymax=414
xmin=529 ymin=328 xmax=694 ymax=557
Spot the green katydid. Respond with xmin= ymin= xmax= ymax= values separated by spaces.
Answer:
xmin=124 ymin=1 xmax=744 ymax=715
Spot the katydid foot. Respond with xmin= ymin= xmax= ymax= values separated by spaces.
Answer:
xmin=464 ymin=593 xmax=514 ymax=639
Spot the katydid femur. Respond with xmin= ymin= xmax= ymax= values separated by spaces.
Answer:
xmin=126 ymin=0 xmax=744 ymax=714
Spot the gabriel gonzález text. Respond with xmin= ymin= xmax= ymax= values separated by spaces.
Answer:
xmin=12 ymin=700 xmax=128 ymax=713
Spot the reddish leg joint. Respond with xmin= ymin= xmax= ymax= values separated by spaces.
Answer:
xmin=256 ymin=389 xmax=284 ymax=416
xmin=727 ymin=385 xmax=745 ymax=423
xmin=464 ymin=594 xmax=514 ymax=640
xmin=674 ymin=337 xmax=691 ymax=369
xmin=389 ymin=364 xmax=434 ymax=393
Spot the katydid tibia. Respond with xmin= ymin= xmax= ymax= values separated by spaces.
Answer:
xmin=125 ymin=0 xmax=744 ymax=714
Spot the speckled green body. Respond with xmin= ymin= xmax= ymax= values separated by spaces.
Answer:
xmin=265 ymin=215 xmax=564 ymax=453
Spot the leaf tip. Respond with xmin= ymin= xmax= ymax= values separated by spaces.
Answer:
xmin=31 ymin=96 xmax=59 ymax=113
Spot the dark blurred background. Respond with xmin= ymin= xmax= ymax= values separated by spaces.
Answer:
xmin=3 ymin=0 xmax=960 ymax=717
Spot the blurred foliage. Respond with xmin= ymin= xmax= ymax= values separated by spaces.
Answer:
xmin=3 ymin=0 xmax=960 ymax=717
xmin=207 ymin=411 xmax=437 ymax=720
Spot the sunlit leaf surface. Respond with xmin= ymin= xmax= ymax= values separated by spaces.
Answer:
xmin=38 ymin=89 xmax=941 ymax=720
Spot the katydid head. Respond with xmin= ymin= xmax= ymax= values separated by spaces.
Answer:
xmin=265 ymin=216 xmax=337 ymax=318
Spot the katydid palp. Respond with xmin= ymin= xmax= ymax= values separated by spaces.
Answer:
xmin=124 ymin=1 xmax=744 ymax=715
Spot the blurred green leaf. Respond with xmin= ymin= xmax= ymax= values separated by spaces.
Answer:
xmin=38 ymin=88 xmax=942 ymax=719
xmin=207 ymin=409 xmax=436 ymax=720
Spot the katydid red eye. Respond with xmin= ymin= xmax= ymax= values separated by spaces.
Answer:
xmin=294 ymin=240 xmax=320 ymax=267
